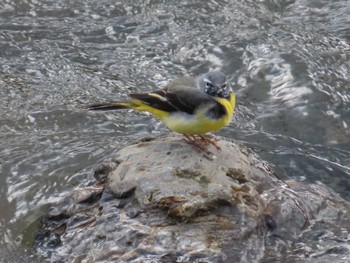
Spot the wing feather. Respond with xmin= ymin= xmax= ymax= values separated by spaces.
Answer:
xmin=163 ymin=86 xmax=216 ymax=115
xmin=129 ymin=92 xmax=177 ymax=113
xmin=129 ymin=78 xmax=225 ymax=118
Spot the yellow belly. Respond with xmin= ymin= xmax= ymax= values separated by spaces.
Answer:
xmin=163 ymin=92 xmax=235 ymax=135
xmin=163 ymin=112 xmax=226 ymax=134
xmin=130 ymin=92 xmax=236 ymax=135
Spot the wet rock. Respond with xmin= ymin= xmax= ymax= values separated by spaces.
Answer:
xmin=35 ymin=135 xmax=350 ymax=262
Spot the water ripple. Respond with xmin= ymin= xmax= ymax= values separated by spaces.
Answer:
xmin=0 ymin=0 xmax=350 ymax=261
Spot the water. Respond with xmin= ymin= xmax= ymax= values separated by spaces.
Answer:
xmin=0 ymin=0 xmax=349 ymax=261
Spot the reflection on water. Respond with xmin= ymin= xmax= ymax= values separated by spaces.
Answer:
xmin=0 ymin=0 xmax=349 ymax=261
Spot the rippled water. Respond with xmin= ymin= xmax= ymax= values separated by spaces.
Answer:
xmin=1 ymin=0 xmax=349 ymax=261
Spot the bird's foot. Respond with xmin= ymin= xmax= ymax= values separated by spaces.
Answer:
xmin=182 ymin=134 xmax=221 ymax=154
xmin=197 ymin=135 xmax=221 ymax=150
xmin=183 ymin=135 xmax=211 ymax=154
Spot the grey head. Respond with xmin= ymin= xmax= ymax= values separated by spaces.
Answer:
xmin=197 ymin=71 xmax=231 ymax=98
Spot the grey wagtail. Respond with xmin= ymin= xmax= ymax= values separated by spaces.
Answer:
xmin=88 ymin=71 xmax=236 ymax=151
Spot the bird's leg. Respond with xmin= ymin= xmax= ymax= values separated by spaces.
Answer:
xmin=182 ymin=135 xmax=212 ymax=154
xmin=197 ymin=135 xmax=221 ymax=150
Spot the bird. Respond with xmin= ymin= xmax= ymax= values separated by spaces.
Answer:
xmin=88 ymin=71 xmax=236 ymax=152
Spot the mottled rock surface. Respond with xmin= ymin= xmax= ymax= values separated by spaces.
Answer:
xmin=36 ymin=136 xmax=350 ymax=262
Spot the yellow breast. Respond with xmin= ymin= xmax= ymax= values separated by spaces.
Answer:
xmin=162 ymin=92 xmax=236 ymax=135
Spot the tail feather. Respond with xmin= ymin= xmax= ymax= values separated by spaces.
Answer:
xmin=88 ymin=102 xmax=130 ymax=111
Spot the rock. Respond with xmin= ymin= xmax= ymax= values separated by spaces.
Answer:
xmin=106 ymin=136 xmax=278 ymax=220
xmin=35 ymin=135 xmax=350 ymax=263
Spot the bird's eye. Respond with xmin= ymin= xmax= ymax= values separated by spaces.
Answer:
xmin=205 ymin=82 xmax=211 ymax=87
xmin=222 ymin=84 xmax=227 ymax=89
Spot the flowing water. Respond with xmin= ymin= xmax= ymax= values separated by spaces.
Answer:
xmin=0 ymin=0 xmax=349 ymax=262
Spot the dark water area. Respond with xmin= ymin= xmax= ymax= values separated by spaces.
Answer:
xmin=0 ymin=0 xmax=349 ymax=262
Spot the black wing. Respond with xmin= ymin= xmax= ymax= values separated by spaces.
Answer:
xmin=130 ymin=86 xmax=217 ymax=115
xmin=129 ymin=90 xmax=178 ymax=113
xmin=164 ymin=84 xmax=219 ymax=115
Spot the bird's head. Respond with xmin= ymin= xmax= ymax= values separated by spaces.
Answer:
xmin=197 ymin=71 xmax=231 ymax=98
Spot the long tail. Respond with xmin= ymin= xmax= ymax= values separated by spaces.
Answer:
xmin=88 ymin=98 xmax=169 ymax=119
xmin=87 ymin=102 xmax=131 ymax=111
